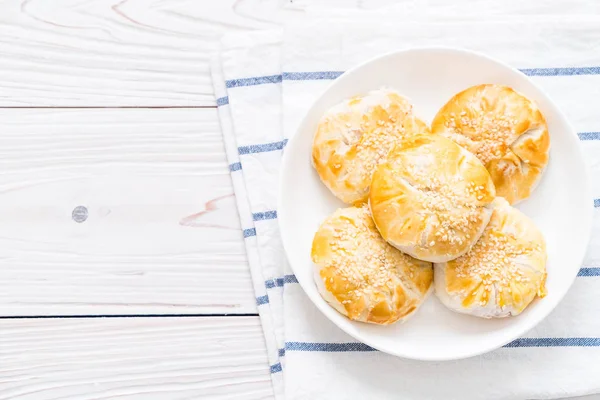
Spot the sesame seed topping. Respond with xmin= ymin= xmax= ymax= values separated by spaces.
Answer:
xmin=317 ymin=206 xmax=430 ymax=317
xmin=381 ymin=139 xmax=490 ymax=251
xmin=315 ymin=89 xmax=427 ymax=203
xmin=450 ymin=211 xmax=546 ymax=311
xmin=444 ymin=107 xmax=518 ymax=165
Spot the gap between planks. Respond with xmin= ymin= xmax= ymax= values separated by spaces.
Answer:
xmin=0 ymin=313 xmax=259 ymax=319
xmin=0 ymin=106 xmax=217 ymax=109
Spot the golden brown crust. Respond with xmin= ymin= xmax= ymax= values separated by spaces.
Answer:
xmin=369 ymin=134 xmax=496 ymax=263
xmin=434 ymin=197 xmax=547 ymax=318
xmin=312 ymin=89 xmax=429 ymax=205
xmin=311 ymin=206 xmax=433 ymax=325
xmin=431 ymin=84 xmax=550 ymax=204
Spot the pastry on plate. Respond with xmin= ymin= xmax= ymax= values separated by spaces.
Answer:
xmin=312 ymin=88 xmax=429 ymax=205
xmin=369 ymin=134 xmax=496 ymax=263
xmin=434 ymin=197 xmax=547 ymax=318
xmin=311 ymin=205 xmax=433 ymax=325
xmin=431 ymin=84 xmax=550 ymax=204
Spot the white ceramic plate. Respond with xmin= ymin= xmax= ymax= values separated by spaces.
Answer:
xmin=278 ymin=47 xmax=593 ymax=361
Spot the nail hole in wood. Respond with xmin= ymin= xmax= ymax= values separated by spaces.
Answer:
xmin=72 ymin=206 xmax=88 ymax=223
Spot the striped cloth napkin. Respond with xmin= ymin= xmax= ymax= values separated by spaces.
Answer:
xmin=212 ymin=17 xmax=600 ymax=400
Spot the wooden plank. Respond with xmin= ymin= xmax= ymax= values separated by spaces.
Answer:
xmin=0 ymin=316 xmax=274 ymax=399
xmin=1 ymin=317 xmax=598 ymax=400
xmin=0 ymin=0 xmax=300 ymax=107
xmin=295 ymin=0 xmax=600 ymax=14
xmin=0 ymin=108 xmax=256 ymax=316
xmin=6 ymin=0 xmax=596 ymax=108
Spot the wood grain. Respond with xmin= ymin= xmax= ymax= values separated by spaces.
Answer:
xmin=295 ymin=0 xmax=600 ymax=14
xmin=6 ymin=0 xmax=595 ymax=108
xmin=0 ymin=108 xmax=256 ymax=316
xmin=0 ymin=0 xmax=301 ymax=107
xmin=0 ymin=316 xmax=274 ymax=399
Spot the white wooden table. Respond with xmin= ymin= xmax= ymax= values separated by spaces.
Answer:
xmin=0 ymin=1 xmax=295 ymax=397
xmin=1 ymin=1 xmax=599 ymax=399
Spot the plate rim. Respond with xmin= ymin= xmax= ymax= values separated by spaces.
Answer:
xmin=277 ymin=46 xmax=594 ymax=361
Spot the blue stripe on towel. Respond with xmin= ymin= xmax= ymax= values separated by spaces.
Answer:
xmin=238 ymin=139 xmax=288 ymax=155
xmin=578 ymin=132 xmax=600 ymax=140
xmin=216 ymin=96 xmax=229 ymax=106
xmin=578 ymin=268 xmax=600 ymax=277
xmin=229 ymin=162 xmax=242 ymax=172
xmin=243 ymin=228 xmax=256 ymax=238
xmin=225 ymin=67 xmax=600 ymax=90
xmin=226 ymin=74 xmax=282 ymax=88
xmin=286 ymin=342 xmax=376 ymax=352
xmin=279 ymin=348 xmax=286 ymax=357
xmin=520 ymin=66 xmax=600 ymax=76
xmin=504 ymin=337 xmax=600 ymax=347
xmin=253 ymin=210 xmax=278 ymax=221
xmin=285 ymin=338 xmax=600 ymax=353
xmin=265 ymin=278 xmax=284 ymax=289
xmin=283 ymin=71 xmax=344 ymax=80
xmin=225 ymin=72 xmax=344 ymax=88
xmin=594 ymin=199 xmax=600 ymax=208
xmin=265 ymin=274 xmax=298 ymax=289
xmin=270 ymin=362 xmax=283 ymax=373
xmin=256 ymin=295 xmax=269 ymax=305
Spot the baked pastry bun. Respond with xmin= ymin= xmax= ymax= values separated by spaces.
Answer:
xmin=312 ymin=88 xmax=429 ymax=205
xmin=434 ymin=197 xmax=547 ymax=318
xmin=369 ymin=134 xmax=496 ymax=263
xmin=431 ymin=84 xmax=550 ymax=204
xmin=311 ymin=206 xmax=433 ymax=325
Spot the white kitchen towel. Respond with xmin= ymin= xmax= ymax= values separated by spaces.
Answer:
xmin=214 ymin=18 xmax=600 ymax=400
xmin=210 ymin=47 xmax=284 ymax=399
